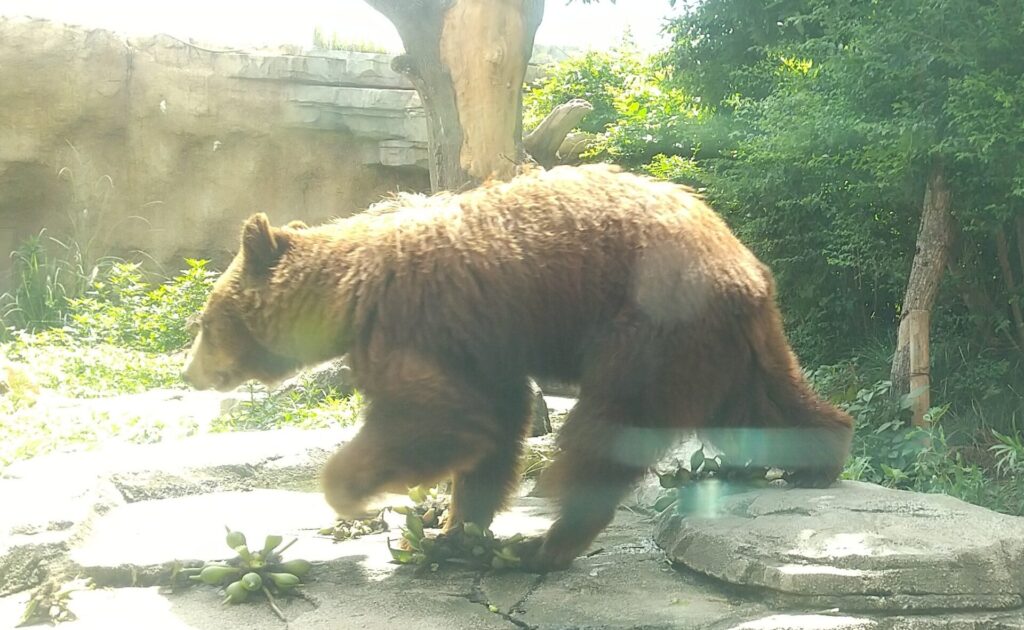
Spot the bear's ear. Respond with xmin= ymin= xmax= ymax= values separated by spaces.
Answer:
xmin=241 ymin=213 xmax=286 ymax=273
xmin=285 ymin=219 xmax=308 ymax=230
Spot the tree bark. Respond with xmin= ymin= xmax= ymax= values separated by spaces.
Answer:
xmin=523 ymin=98 xmax=594 ymax=168
xmin=891 ymin=163 xmax=954 ymax=427
xmin=365 ymin=0 xmax=545 ymax=192
xmin=947 ymin=241 xmax=999 ymax=345
xmin=1016 ymin=215 xmax=1024 ymax=286
xmin=995 ymin=226 xmax=1024 ymax=350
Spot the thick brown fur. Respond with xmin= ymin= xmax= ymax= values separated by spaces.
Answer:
xmin=182 ymin=164 xmax=854 ymax=572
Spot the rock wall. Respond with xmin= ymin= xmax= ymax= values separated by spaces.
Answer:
xmin=0 ymin=17 xmax=430 ymax=285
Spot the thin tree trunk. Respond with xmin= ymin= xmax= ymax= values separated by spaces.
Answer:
xmin=1016 ymin=215 xmax=1024 ymax=281
xmin=995 ymin=226 xmax=1024 ymax=349
xmin=891 ymin=163 xmax=954 ymax=427
xmin=365 ymin=0 xmax=544 ymax=192
xmin=947 ymin=246 xmax=999 ymax=345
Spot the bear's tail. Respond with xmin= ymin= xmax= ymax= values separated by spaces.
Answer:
xmin=706 ymin=300 xmax=854 ymax=487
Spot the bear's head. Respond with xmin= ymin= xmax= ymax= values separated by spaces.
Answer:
xmin=182 ymin=213 xmax=310 ymax=392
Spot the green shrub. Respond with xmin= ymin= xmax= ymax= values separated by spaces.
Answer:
xmin=810 ymin=364 xmax=1024 ymax=515
xmin=66 ymin=259 xmax=215 ymax=353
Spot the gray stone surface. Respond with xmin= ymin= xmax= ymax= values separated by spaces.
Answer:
xmin=656 ymin=480 xmax=1024 ymax=612
xmin=6 ymin=420 xmax=1024 ymax=628
xmin=0 ymin=426 xmax=354 ymax=597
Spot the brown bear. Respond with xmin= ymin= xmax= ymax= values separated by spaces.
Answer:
xmin=182 ymin=164 xmax=853 ymax=572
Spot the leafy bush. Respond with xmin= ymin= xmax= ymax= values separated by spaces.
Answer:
xmin=66 ymin=259 xmax=216 ymax=353
xmin=809 ymin=365 xmax=1024 ymax=515
xmin=524 ymin=37 xmax=664 ymax=136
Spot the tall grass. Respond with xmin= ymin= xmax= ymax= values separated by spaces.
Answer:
xmin=312 ymin=27 xmax=389 ymax=53
xmin=1 ymin=231 xmax=98 ymax=336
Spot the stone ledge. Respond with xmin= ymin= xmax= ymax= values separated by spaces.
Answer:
xmin=655 ymin=480 xmax=1024 ymax=613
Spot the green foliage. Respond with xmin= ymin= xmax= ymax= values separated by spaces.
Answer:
xmin=0 ymin=231 xmax=98 ymax=336
xmin=809 ymin=365 xmax=1024 ymax=515
xmin=0 ymin=259 xmax=218 ymax=468
xmin=388 ymin=486 xmax=529 ymax=573
xmin=66 ymin=259 xmax=216 ymax=353
xmin=662 ymin=0 xmax=818 ymax=105
xmin=524 ymin=39 xmax=650 ymax=135
xmin=4 ymin=335 xmax=185 ymax=398
xmin=991 ymin=428 xmax=1024 ymax=477
xmin=532 ymin=3 xmax=1024 ymax=515
xmin=212 ymin=383 xmax=363 ymax=433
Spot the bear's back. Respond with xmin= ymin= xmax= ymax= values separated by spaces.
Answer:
xmin=333 ymin=165 xmax=771 ymax=382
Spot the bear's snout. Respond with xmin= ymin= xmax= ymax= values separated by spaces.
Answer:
xmin=180 ymin=351 xmax=221 ymax=391
xmin=180 ymin=358 xmax=205 ymax=389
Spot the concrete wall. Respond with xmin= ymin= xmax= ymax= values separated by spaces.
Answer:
xmin=0 ymin=17 xmax=430 ymax=284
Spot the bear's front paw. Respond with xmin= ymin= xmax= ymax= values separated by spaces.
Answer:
xmin=516 ymin=535 xmax=577 ymax=574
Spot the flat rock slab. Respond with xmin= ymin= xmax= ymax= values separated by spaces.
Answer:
xmin=655 ymin=480 xmax=1024 ymax=612
xmin=0 ymin=427 xmax=353 ymax=596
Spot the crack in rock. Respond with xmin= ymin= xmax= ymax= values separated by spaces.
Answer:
xmin=467 ymin=573 xmax=539 ymax=630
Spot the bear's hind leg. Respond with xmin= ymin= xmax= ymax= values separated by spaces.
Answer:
xmin=527 ymin=399 xmax=668 ymax=572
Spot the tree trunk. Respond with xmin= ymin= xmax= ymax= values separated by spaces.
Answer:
xmin=891 ymin=163 xmax=954 ymax=427
xmin=1016 ymin=215 xmax=1024 ymax=281
xmin=994 ymin=226 xmax=1024 ymax=350
xmin=365 ymin=0 xmax=545 ymax=192
xmin=523 ymin=98 xmax=594 ymax=168
xmin=947 ymin=241 xmax=999 ymax=345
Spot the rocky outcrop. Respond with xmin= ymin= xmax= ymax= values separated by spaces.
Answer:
xmin=0 ymin=17 xmax=430 ymax=286
xmin=656 ymin=480 xmax=1024 ymax=615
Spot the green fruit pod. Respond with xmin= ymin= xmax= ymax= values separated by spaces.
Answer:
xmin=276 ymin=559 xmax=313 ymax=578
xmin=198 ymin=564 xmax=241 ymax=586
xmin=266 ymin=572 xmax=302 ymax=590
xmin=225 ymin=529 xmax=247 ymax=550
xmin=241 ymin=573 xmax=263 ymax=592
xmin=222 ymin=580 xmax=249 ymax=605
xmin=495 ymin=546 xmax=520 ymax=563
xmin=261 ymin=535 xmax=284 ymax=556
